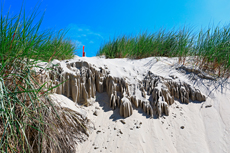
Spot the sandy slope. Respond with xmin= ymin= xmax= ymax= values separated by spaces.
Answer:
xmin=52 ymin=56 xmax=230 ymax=153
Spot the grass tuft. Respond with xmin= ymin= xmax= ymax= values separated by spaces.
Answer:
xmin=97 ymin=27 xmax=194 ymax=59
xmin=0 ymin=4 xmax=87 ymax=153
xmin=98 ymin=25 xmax=230 ymax=78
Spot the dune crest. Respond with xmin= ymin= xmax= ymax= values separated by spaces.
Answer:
xmin=35 ymin=56 xmax=230 ymax=153
xmin=40 ymin=59 xmax=205 ymax=119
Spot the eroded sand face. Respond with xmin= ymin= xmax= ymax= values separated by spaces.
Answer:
xmin=42 ymin=57 xmax=205 ymax=119
xmin=43 ymin=56 xmax=230 ymax=153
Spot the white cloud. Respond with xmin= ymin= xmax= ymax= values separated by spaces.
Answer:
xmin=88 ymin=32 xmax=104 ymax=39
xmin=67 ymin=23 xmax=104 ymax=40
xmin=65 ymin=24 xmax=107 ymax=56
xmin=73 ymin=40 xmax=83 ymax=47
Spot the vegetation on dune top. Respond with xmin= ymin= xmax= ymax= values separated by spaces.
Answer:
xmin=97 ymin=27 xmax=194 ymax=58
xmin=97 ymin=25 xmax=230 ymax=78
xmin=1 ymin=1 xmax=230 ymax=152
xmin=0 ymin=4 xmax=86 ymax=153
xmin=0 ymin=6 xmax=76 ymax=62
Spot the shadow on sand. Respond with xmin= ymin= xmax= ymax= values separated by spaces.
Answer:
xmin=95 ymin=92 xmax=158 ymax=121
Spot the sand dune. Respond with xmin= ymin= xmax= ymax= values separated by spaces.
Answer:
xmin=49 ymin=56 xmax=230 ymax=153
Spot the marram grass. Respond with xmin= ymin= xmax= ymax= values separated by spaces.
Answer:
xmin=0 ymin=5 xmax=88 ymax=153
xmin=97 ymin=27 xmax=194 ymax=58
xmin=0 ymin=5 xmax=76 ymax=63
xmin=97 ymin=26 xmax=230 ymax=78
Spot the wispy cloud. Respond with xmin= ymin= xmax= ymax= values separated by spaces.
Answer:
xmin=66 ymin=24 xmax=105 ymax=56
xmin=74 ymin=40 xmax=83 ymax=46
xmin=67 ymin=24 xmax=104 ymax=41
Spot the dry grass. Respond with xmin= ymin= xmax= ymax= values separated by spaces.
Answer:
xmin=0 ymin=4 xmax=89 ymax=152
xmin=0 ymin=58 xmax=91 ymax=153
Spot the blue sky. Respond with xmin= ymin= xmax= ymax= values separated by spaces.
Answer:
xmin=2 ymin=0 xmax=230 ymax=57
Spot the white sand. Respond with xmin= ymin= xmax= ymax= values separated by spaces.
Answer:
xmin=52 ymin=56 xmax=230 ymax=153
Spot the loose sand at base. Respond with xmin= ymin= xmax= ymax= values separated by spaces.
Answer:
xmin=50 ymin=56 xmax=230 ymax=153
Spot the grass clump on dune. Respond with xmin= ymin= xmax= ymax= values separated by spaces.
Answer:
xmin=97 ymin=27 xmax=194 ymax=59
xmin=98 ymin=25 xmax=230 ymax=78
xmin=0 ymin=5 xmax=88 ymax=153
xmin=0 ymin=7 xmax=75 ymax=62
xmin=194 ymin=26 xmax=230 ymax=77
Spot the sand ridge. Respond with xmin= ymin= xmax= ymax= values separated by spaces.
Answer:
xmin=48 ymin=56 xmax=230 ymax=153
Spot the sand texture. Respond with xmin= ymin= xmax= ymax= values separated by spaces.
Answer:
xmin=43 ymin=56 xmax=230 ymax=153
